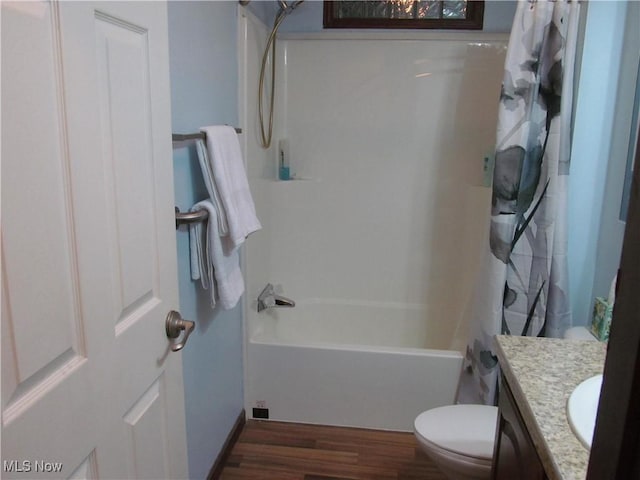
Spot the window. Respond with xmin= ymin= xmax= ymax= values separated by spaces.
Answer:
xmin=323 ymin=1 xmax=484 ymax=30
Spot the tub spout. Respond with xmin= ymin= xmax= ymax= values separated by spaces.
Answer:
xmin=274 ymin=295 xmax=295 ymax=307
xmin=257 ymin=283 xmax=296 ymax=312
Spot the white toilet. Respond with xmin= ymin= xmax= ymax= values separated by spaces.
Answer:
xmin=414 ymin=326 xmax=599 ymax=479
xmin=563 ymin=325 xmax=598 ymax=341
xmin=414 ymin=405 xmax=498 ymax=480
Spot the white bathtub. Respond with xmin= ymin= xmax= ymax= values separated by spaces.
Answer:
xmin=245 ymin=299 xmax=464 ymax=431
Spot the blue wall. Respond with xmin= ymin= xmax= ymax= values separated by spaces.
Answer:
xmin=591 ymin=1 xmax=639 ymax=308
xmin=568 ymin=1 xmax=631 ymax=326
xmin=167 ymin=2 xmax=244 ymax=479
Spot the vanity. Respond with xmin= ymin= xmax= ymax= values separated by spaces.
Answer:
xmin=492 ymin=335 xmax=607 ymax=480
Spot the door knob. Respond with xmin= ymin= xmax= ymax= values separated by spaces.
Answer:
xmin=165 ymin=310 xmax=195 ymax=352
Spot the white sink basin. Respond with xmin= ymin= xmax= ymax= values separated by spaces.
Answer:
xmin=567 ymin=374 xmax=603 ymax=449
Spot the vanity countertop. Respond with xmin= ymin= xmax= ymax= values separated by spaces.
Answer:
xmin=494 ymin=335 xmax=607 ymax=480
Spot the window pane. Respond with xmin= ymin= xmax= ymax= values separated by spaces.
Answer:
xmin=388 ymin=0 xmax=418 ymax=19
xmin=443 ymin=1 xmax=466 ymax=19
xmin=335 ymin=1 xmax=471 ymax=20
xmin=325 ymin=0 xmax=483 ymax=29
xmin=417 ymin=1 xmax=443 ymax=19
xmin=364 ymin=1 xmax=391 ymax=18
xmin=335 ymin=1 xmax=365 ymax=18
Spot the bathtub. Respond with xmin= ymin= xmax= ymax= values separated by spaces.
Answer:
xmin=245 ymin=299 xmax=464 ymax=432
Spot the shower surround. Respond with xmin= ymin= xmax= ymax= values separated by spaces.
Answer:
xmin=239 ymin=7 xmax=507 ymax=431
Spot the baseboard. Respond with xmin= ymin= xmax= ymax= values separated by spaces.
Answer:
xmin=207 ymin=409 xmax=246 ymax=480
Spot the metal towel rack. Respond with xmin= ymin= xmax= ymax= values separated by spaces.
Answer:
xmin=172 ymin=126 xmax=242 ymax=228
xmin=175 ymin=207 xmax=208 ymax=229
xmin=172 ymin=127 xmax=242 ymax=143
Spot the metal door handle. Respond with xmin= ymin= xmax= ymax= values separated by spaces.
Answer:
xmin=165 ymin=310 xmax=195 ymax=352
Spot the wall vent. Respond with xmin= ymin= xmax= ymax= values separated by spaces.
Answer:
xmin=252 ymin=407 xmax=269 ymax=419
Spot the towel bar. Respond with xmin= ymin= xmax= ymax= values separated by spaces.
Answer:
xmin=172 ymin=127 xmax=242 ymax=143
xmin=175 ymin=206 xmax=208 ymax=229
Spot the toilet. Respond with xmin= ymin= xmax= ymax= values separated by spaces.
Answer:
xmin=414 ymin=405 xmax=498 ymax=480
xmin=563 ymin=325 xmax=598 ymax=341
xmin=414 ymin=326 xmax=598 ymax=479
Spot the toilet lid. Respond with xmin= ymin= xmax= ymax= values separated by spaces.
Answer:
xmin=414 ymin=405 xmax=498 ymax=459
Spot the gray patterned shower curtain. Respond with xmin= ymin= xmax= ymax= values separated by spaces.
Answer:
xmin=461 ymin=0 xmax=581 ymax=405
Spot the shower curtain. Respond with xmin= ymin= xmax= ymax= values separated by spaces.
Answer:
xmin=460 ymin=0 xmax=581 ymax=405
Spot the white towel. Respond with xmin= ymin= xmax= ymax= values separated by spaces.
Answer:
xmin=189 ymin=200 xmax=245 ymax=310
xmin=189 ymin=212 xmax=208 ymax=287
xmin=195 ymin=139 xmax=229 ymax=236
xmin=200 ymin=126 xmax=262 ymax=250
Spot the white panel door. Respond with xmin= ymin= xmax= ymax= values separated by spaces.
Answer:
xmin=1 ymin=2 xmax=188 ymax=478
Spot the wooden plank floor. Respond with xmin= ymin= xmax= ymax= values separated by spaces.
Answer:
xmin=219 ymin=420 xmax=448 ymax=480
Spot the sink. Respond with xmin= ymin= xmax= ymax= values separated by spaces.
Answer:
xmin=567 ymin=374 xmax=603 ymax=449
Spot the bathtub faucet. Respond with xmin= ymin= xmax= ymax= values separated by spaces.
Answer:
xmin=257 ymin=283 xmax=296 ymax=312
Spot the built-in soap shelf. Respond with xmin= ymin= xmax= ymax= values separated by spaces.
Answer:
xmin=275 ymin=138 xmax=319 ymax=182
xmin=275 ymin=176 xmax=320 ymax=183
xmin=278 ymin=139 xmax=292 ymax=180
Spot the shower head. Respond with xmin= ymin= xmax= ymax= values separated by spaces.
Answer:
xmin=274 ymin=0 xmax=304 ymax=25
xmin=240 ymin=0 xmax=303 ymax=10
xmin=278 ymin=0 xmax=304 ymax=13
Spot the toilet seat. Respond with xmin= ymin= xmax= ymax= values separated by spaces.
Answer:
xmin=414 ymin=405 xmax=498 ymax=460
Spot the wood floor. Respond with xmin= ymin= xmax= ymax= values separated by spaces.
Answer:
xmin=219 ymin=420 xmax=448 ymax=480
